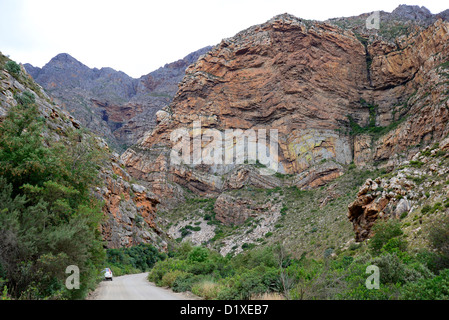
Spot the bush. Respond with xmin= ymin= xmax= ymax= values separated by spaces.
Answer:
xmin=186 ymin=260 xmax=215 ymax=275
xmin=428 ymin=215 xmax=449 ymax=258
xmin=369 ymin=219 xmax=403 ymax=255
xmin=106 ymin=244 xmax=165 ymax=275
xmin=0 ymin=93 xmax=106 ymax=299
xmin=188 ymin=247 xmax=209 ymax=263
xmin=381 ymin=237 xmax=408 ymax=254
xmin=217 ymin=267 xmax=279 ymax=300
xmin=172 ymin=273 xmax=199 ymax=292
xmin=161 ymin=270 xmax=190 ymax=287
xmin=191 ymin=279 xmax=221 ymax=300
xmin=401 ymin=269 xmax=449 ymax=299
xmin=5 ymin=60 xmax=21 ymax=77
xmin=148 ymin=259 xmax=189 ymax=285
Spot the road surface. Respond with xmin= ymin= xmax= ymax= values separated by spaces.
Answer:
xmin=90 ymin=272 xmax=194 ymax=300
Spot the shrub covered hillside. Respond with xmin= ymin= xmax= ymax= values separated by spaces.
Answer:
xmin=149 ymin=217 xmax=449 ymax=300
xmin=0 ymin=57 xmax=110 ymax=299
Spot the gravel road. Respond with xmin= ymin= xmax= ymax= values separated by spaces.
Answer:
xmin=89 ymin=272 xmax=195 ymax=300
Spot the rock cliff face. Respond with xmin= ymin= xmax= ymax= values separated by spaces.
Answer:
xmin=122 ymin=15 xmax=368 ymax=201
xmin=1 ymin=53 xmax=166 ymax=250
xmin=348 ymin=138 xmax=449 ymax=242
xmin=24 ymin=47 xmax=211 ymax=151
xmin=122 ymin=10 xmax=449 ymax=212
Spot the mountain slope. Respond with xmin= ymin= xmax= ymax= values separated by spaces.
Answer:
xmin=120 ymin=6 xmax=449 ymax=258
xmin=1 ymin=52 xmax=168 ymax=251
xmin=24 ymin=47 xmax=211 ymax=151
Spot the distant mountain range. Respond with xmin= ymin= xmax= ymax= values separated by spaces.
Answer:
xmin=24 ymin=46 xmax=211 ymax=151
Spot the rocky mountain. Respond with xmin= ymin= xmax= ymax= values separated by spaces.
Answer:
xmin=6 ymin=4 xmax=449 ymax=259
xmin=24 ymin=47 xmax=211 ymax=151
xmin=119 ymin=5 xmax=449 ymax=256
xmin=1 ymin=52 xmax=167 ymax=250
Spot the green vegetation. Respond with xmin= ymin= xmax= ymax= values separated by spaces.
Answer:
xmin=147 ymin=217 xmax=449 ymax=300
xmin=5 ymin=61 xmax=21 ymax=77
xmin=0 ymin=91 xmax=106 ymax=299
xmin=1 ymin=54 xmax=48 ymax=101
xmin=105 ymin=244 xmax=167 ymax=276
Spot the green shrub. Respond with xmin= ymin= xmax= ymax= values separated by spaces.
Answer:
xmin=148 ymin=259 xmax=189 ymax=285
xmin=5 ymin=60 xmax=21 ymax=77
xmin=369 ymin=219 xmax=403 ymax=255
xmin=186 ymin=260 xmax=215 ymax=275
xmin=381 ymin=237 xmax=408 ymax=254
xmin=106 ymin=244 xmax=165 ymax=275
xmin=371 ymin=253 xmax=406 ymax=285
xmin=172 ymin=273 xmax=200 ymax=292
xmin=280 ymin=206 xmax=288 ymax=215
xmin=410 ymin=160 xmax=424 ymax=168
xmin=217 ymin=267 xmax=279 ymax=300
xmin=422 ymin=203 xmax=444 ymax=215
xmin=161 ymin=270 xmax=190 ymax=287
xmin=188 ymin=247 xmax=209 ymax=263
xmin=0 ymin=93 xmax=109 ymax=299
xmin=401 ymin=269 xmax=449 ymax=299
xmin=428 ymin=215 xmax=449 ymax=258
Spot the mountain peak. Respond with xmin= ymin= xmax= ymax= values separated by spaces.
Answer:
xmin=46 ymin=53 xmax=88 ymax=71
xmin=51 ymin=52 xmax=78 ymax=62
xmin=391 ymin=4 xmax=433 ymax=21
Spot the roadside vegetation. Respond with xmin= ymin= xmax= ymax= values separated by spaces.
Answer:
xmin=148 ymin=217 xmax=449 ymax=300
xmin=0 ymin=89 xmax=106 ymax=299
xmin=105 ymin=244 xmax=167 ymax=276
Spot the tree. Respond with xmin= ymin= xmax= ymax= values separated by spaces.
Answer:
xmin=0 ymin=91 xmax=106 ymax=299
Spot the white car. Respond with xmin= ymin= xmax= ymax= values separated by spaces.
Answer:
xmin=103 ymin=268 xmax=113 ymax=281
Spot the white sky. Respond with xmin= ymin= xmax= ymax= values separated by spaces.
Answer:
xmin=0 ymin=0 xmax=447 ymax=78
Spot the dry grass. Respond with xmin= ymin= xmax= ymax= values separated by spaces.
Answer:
xmin=191 ymin=280 xmax=221 ymax=300
xmin=250 ymin=292 xmax=285 ymax=300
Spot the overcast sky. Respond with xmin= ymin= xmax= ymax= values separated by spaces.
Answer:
xmin=0 ymin=0 xmax=447 ymax=78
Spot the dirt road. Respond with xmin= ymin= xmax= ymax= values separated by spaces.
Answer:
xmin=90 ymin=272 xmax=193 ymax=300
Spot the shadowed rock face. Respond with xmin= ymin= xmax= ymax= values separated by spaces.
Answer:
xmin=24 ymin=47 xmax=211 ymax=151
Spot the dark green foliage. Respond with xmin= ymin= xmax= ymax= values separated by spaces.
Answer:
xmin=5 ymin=61 xmax=21 ymax=77
xmin=0 ymin=93 xmax=106 ymax=299
xmin=428 ymin=215 xmax=449 ymax=259
xmin=106 ymin=244 xmax=166 ymax=276
xmin=172 ymin=273 xmax=203 ymax=292
xmin=217 ymin=266 xmax=280 ymax=300
xmin=421 ymin=203 xmax=444 ymax=215
xmin=410 ymin=160 xmax=424 ymax=168
xmin=368 ymin=219 xmax=404 ymax=254
xmin=401 ymin=269 xmax=449 ymax=300
xmin=146 ymin=234 xmax=449 ymax=300
xmin=188 ymin=247 xmax=209 ymax=263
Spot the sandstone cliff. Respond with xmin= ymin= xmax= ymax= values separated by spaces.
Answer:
xmin=120 ymin=8 xmax=449 ymax=248
xmin=122 ymin=12 xmax=449 ymax=199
